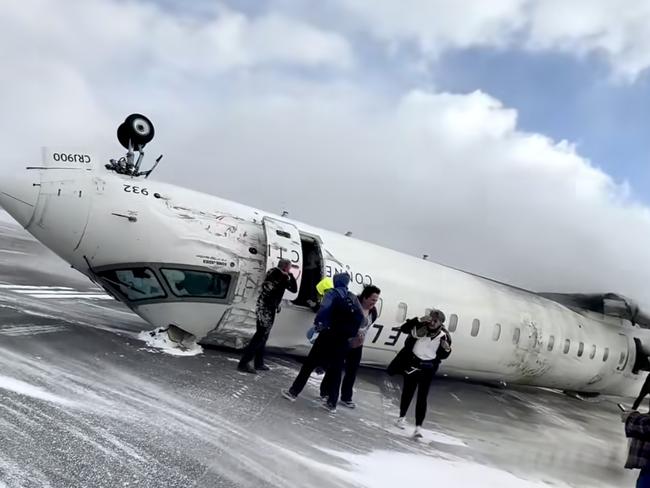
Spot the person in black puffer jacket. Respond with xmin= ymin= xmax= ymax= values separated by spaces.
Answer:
xmin=387 ymin=308 xmax=452 ymax=438
xmin=238 ymin=259 xmax=297 ymax=374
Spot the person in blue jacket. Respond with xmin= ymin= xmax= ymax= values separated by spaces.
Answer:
xmin=281 ymin=273 xmax=364 ymax=412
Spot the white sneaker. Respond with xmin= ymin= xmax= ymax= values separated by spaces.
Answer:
xmin=281 ymin=389 xmax=297 ymax=402
xmin=322 ymin=402 xmax=337 ymax=414
xmin=413 ymin=426 xmax=423 ymax=439
xmin=395 ymin=417 xmax=406 ymax=429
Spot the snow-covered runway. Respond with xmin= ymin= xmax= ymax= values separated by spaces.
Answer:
xmin=0 ymin=222 xmax=634 ymax=487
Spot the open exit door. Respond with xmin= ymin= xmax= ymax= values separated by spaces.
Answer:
xmin=617 ymin=333 xmax=631 ymax=372
xmin=263 ymin=217 xmax=302 ymax=301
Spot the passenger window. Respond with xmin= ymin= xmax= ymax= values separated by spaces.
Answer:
xmin=577 ymin=342 xmax=584 ymax=357
xmin=396 ymin=302 xmax=408 ymax=322
xmin=448 ymin=314 xmax=458 ymax=332
xmin=275 ymin=230 xmax=291 ymax=238
xmin=590 ymin=345 xmax=596 ymax=360
xmin=563 ymin=339 xmax=570 ymax=354
xmin=603 ymin=347 xmax=609 ymax=362
xmin=492 ymin=323 xmax=501 ymax=341
xmin=547 ymin=335 xmax=555 ymax=352
xmin=512 ymin=327 xmax=520 ymax=345
xmin=161 ymin=268 xmax=232 ymax=299
xmin=471 ymin=319 xmax=480 ymax=337
xmin=98 ymin=267 xmax=165 ymax=302
xmin=619 ymin=351 xmax=626 ymax=365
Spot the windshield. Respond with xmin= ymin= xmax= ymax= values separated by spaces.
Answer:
xmin=98 ymin=267 xmax=166 ymax=301
xmin=161 ymin=268 xmax=232 ymax=299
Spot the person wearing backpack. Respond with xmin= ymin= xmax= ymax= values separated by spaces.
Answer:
xmin=320 ymin=284 xmax=381 ymax=409
xmin=281 ymin=273 xmax=364 ymax=412
xmin=387 ymin=308 xmax=452 ymax=438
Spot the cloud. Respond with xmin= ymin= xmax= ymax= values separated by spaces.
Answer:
xmin=337 ymin=0 xmax=526 ymax=52
xmin=335 ymin=0 xmax=650 ymax=81
xmin=156 ymin=84 xmax=650 ymax=308
xmin=526 ymin=0 xmax=650 ymax=81
xmin=0 ymin=0 xmax=649 ymax=310
xmin=0 ymin=0 xmax=353 ymax=77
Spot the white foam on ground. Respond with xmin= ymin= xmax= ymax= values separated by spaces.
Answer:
xmin=413 ymin=427 xmax=467 ymax=447
xmin=0 ymin=285 xmax=74 ymax=290
xmin=276 ymin=446 xmax=577 ymax=488
xmin=0 ymin=250 xmax=28 ymax=255
xmin=137 ymin=328 xmax=203 ymax=357
xmin=17 ymin=309 xmax=64 ymax=320
xmin=11 ymin=290 xmax=100 ymax=295
xmin=29 ymin=294 xmax=113 ymax=300
xmin=0 ymin=325 xmax=68 ymax=336
xmin=361 ymin=417 xmax=468 ymax=447
xmin=0 ymin=375 xmax=75 ymax=407
xmin=339 ymin=450 xmax=575 ymax=488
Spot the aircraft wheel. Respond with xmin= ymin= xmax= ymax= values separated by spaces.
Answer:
xmin=117 ymin=113 xmax=155 ymax=149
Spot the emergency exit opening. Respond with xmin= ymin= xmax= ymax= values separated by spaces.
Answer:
xmin=632 ymin=337 xmax=649 ymax=374
xmin=292 ymin=235 xmax=323 ymax=308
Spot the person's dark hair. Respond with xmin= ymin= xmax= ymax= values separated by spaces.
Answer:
xmin=360 ymin=285 xmax=381 ymax=300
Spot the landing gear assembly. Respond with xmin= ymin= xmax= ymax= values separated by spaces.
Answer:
xmin=106 ymin=113 xmax=163 ymax=178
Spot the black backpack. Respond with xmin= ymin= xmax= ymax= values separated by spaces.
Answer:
xmin=329 ymin=290 xmax=364 ymax=338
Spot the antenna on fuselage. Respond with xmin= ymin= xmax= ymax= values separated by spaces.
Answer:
xmin=106 ymin=114 xmax=163 ymax=178
xmin=144 ymin=155 xmax=163 ymax=179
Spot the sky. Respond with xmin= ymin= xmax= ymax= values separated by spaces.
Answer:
xmin=1 ymin=0 xmax=650 ymax=308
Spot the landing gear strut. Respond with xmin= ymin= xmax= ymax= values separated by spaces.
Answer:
xmin=106 ymin=113 xmax=163 ymax=178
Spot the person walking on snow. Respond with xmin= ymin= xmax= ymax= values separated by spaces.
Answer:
xmin=320 ymin=284 xmax=381 ymax=408
xmin=281 ymin=273 xmax=364 ymax=412
xmin=387 ymin=309 xmax=452 ymax=438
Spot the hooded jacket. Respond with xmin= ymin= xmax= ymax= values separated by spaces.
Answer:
xmin=313 ymin=273 xmax=363 ymax=340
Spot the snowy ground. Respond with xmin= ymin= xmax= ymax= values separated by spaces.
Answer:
xmin=0 ymin=221 xmax=635 ymax=487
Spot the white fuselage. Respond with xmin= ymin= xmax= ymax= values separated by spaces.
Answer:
xmin=0 ymin=151 xmax=647 ymax=397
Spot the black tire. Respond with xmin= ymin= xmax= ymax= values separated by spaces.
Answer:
xmin=117 ymin=113 xmax=155 ymax=149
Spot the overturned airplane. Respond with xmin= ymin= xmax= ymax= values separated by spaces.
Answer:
xmin=1 ymin=114 xmax=648 ymax=396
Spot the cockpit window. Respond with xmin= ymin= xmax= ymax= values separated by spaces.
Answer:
xmin=98 ymin=268 xmax=165 ymax=301
xmin=161 ymin=268 xmax=232 ymax=299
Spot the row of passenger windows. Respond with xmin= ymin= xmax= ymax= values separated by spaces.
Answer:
xmin=396 ymin=303 xmax=625 ymax=365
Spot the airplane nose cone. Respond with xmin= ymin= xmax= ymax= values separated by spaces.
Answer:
xmin=0 ymin=167 xmax=40 ymax=227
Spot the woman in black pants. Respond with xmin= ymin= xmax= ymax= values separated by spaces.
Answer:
xmin=387 ymin=309 xmax=452 ymax=438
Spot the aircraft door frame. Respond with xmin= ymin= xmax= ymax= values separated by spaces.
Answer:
xmin=617 ymin=333 xmax=632 ymax=372
xmin=262 ymin=217 xmax=302 ymax=301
